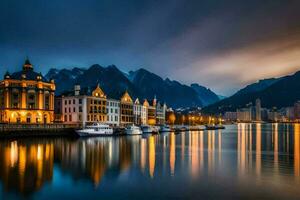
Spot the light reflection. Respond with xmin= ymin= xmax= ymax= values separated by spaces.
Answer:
xmin=170 ymin=133 xmax=176 ymax=176
xmin=0 ymin=124 xmax=300 ymax=197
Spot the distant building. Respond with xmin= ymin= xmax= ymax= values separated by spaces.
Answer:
xmin=294 ymin=101 xmax=300 ymax=121
xmin=255 ymin=98 xmax=261 ymax=121
xmin=224 ymin=112 xmax=237 ymax=121
xmin=0 ymin=58 xmax=55 ymax=124
xmin=267 ymin=108 xmax=279 ymax=122
xmin=106 ymin=98 xmax=120 ymax=126
xmin=120 ymin=91 xmax=134 ymax=126
xmin=237 ymin=108 xmax=252 ymax=122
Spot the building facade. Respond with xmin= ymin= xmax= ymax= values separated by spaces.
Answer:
xmin=155 ymin=101 xmax=166 ymax=125
xmin=133 ymin=98 xmax=148 ymax=125
xmin=0 ymin=59 xmax=55 ymax=123
xmin=106 ymin=99 xmax=120 ymax=126
xmin=120 ymin=91 xmax=134 ymax=126
xmin=61 ymin=84 xmax=107 ymax=125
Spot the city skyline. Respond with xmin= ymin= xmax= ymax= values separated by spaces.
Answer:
xmin=1 ymin=0 xmax=300 ymax=95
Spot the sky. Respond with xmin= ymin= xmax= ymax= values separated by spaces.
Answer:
xmin=1 ymin=0 xmax=300 ymax=96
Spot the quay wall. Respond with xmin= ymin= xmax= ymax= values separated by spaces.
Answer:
xmin=0 ymin=123 xmax=80 ymax=138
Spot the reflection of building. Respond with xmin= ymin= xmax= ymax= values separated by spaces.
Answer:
xmin=0 ymin=141 xmax=54 ymax=195
xmin=106 ymin=98 xmax=120 ymax=126
xmin=120 ymin=91 xmax=134 ymax=126
xmin=0 ymin=59 xmax=55 ymax=123
xmin=61 ymin=84 xmax=107 ymax=124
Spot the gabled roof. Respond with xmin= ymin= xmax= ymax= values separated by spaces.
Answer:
xmin=121 ymin=91 xmax=133 ymax=103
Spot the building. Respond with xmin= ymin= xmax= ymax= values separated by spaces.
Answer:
xmin=120 ymin=91 xmax=134 ymax=126
xmin=224 ymin=112 xmax=237 ymax=121
xmin=155 ymin=101 xmax=166 ymax=125
xmin=294 ymin=101 xmax=300 ymax=121
xmin=237 ymin=108 xmax=252 ymax=122
xmin=54 ymin=96 xmax=63 ymax=122
xmin=255 ymin=98 xmax=261 ymax=121
xmin=144 ymin=99 xmax=156 ymax=125
xmin=61 ymin=84 xmax=107 ymax=125
xmin=0 ymin=59 xmax=55 ymax=123
xmin=106 ymin=98 xmax=120 ymax=126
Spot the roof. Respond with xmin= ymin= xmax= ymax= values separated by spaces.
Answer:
xmin=10 ymin=70 xmax=48 ymax=82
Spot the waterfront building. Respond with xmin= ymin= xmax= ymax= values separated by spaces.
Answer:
xmin=54 ymin=96 xmax=63 ymax=122
xmin=224 ymin=112 xmax=237 ymax=121
xmin=120 ymin=91 xmax=134 ymax=126
xmin=155 ymin=101 xmax=166 ymax=125
xmin=0 ymin=59 xmax=55 ymax=123
xmin=144 ymin=99 xmax=156 ymax=125
xmin=133 ymin=98 xmax=148 ymax=125
xmin=267 ymin=108 xmax=279 ymax=122
xmin=294 ymin=101 xmax=300 ymax=121
xmin=255 ymin=98 xmax=261 ymax=121
xmin=106 ymin=98 xmax=120 ymax=126
xmin=237 ymin=108 xmax=252 ymax=122
xmin=61 ymin=84 xmax=107 ymax=125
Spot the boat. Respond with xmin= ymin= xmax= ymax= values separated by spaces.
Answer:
xmin=141 ymin=125 xmax=153 ymax=134
xmin=205 ymin=124 xmax=225 ymax=130
xmin=159 ymin=125 xmax=171 ymax=133
xmin=125 ymin=124 xmax=143 ymax=135
xmin=76 ymin=123 xmax=113 ymax=137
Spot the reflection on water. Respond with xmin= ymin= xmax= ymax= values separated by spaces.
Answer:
xmin=1 ymin=124 xmax=300 ymax=199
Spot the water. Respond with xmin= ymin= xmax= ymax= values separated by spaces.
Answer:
xmin=1 ymin=123 xmax=300 ymax=199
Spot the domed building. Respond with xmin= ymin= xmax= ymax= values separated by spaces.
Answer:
xmin=0 ymin=59 xmax=55 ymax=123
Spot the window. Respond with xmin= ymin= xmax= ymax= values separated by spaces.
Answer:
xmin=73 ymin=107 xmax=75 ymax=112
xmin=79 ymin=106 xmax=82 ymax=112
xmin=64 ymin=115 xmax=67 ymax=122
xmin=73 ymin=99 xmax=75 ymax=104
xmin=65 ymin=108 xmax=67 ymax=113
xmin=69 ymin=107 xmax=71 ymax=112
xmin=79 ymin=99 xmax=82 ymax=104
xmin=69 ymin=115 xmax=72 ymax=121
xmin=69 ymin=100 xmax=71 ymax=104
xmin=65 ymin=100 xmax=67 ymax=105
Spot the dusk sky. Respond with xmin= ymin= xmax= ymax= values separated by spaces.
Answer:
xmin=1 ymin=0 xmax=300 ymax=95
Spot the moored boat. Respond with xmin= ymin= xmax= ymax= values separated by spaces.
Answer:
xmin=159 ymin=125 xmax=171 ymax=133
xmin=76 ymin=123 xmax=113 ymax=137
xmin=126 ymin=124 xmax=143 ymax=135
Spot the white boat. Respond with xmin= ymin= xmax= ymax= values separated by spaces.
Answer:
xmin=159 ymin=125 xmax=171 ymax=132
xmin=126 ymin=125 xmax=143 ymax=135
xmin=76 ymin=123 xmax=113 ymax=137
xmin=141 ymin=125 xmax=153 ymax=134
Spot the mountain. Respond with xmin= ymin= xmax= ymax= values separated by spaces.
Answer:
xmin=235 ymin=78 xmax=280 ymax=95
xmin=190 ymin=83 xmax=220 ymax=106
xmin=202 ymin=71 xmax=300 ymax=114
xmin=128 ymin=68 xmax=202 ymax=108
xmin=46 ymin=65 xmax=219 ymax=108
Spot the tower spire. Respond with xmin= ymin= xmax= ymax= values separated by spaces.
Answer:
xmin=23 ymin=57 xmax=33 ymax=71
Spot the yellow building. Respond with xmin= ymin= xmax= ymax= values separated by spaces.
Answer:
xmin=0 ymin=59 xmax=55 ymax=123
xmin=120 ymin=91 xmax=133 ymax=126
